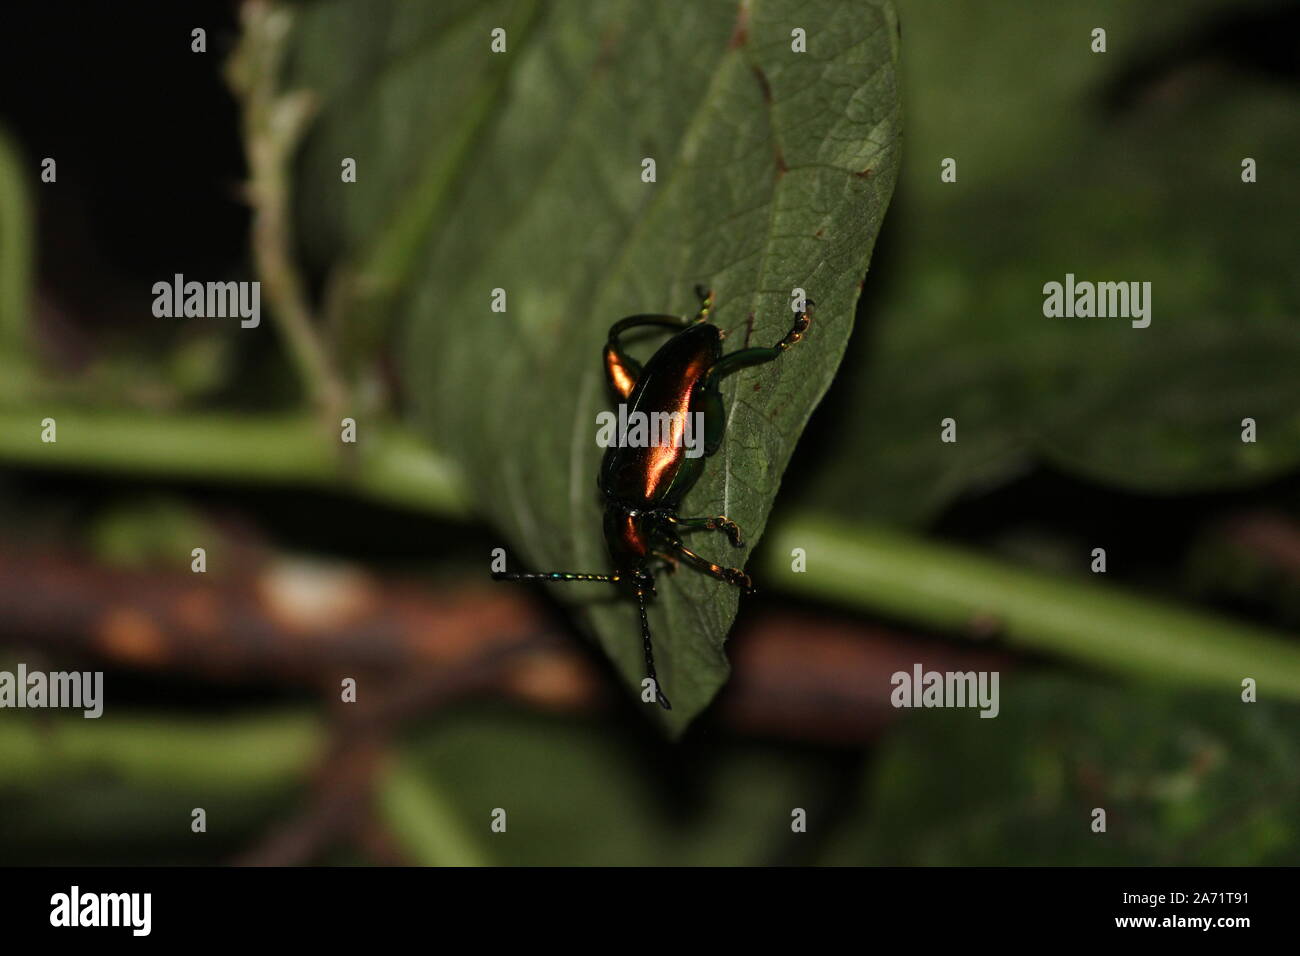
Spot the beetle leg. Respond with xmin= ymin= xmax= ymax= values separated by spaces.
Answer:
xmin=669 ymin=542 xmax=754 ymax=593
xmin=604 ymin=314 xmax=688 ymax=400
xmin=704 ymin=301 xmax=813 ymax=387
xmin=651 ymin=549 xmax=681 ymax=574
xmin=665 ymin=513 xmax=744 ymax=547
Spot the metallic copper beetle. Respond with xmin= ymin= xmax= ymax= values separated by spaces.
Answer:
xmin=495 ymin=286 xmax=811 ymax=709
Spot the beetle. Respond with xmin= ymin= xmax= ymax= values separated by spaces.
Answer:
xmin=493 ymin=286 xmax=812 ymax=710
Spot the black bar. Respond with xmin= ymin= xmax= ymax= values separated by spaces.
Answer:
xmin=0 ymin=866 xmax=1284 ymax=942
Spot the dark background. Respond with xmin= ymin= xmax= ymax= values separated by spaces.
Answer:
xmin=1 ymin=0 xmax=1298 ymax=865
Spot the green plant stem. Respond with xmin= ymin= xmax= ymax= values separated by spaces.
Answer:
xmin=0 ymin=406 xmax=467 ymax=516
xmin=0 ymin=709 xmax=321 ymax=789
xmin=763 ymin=514 xmax=1300 ymax=698
xmin=3 ymin=403 xmax=1296 ymax=696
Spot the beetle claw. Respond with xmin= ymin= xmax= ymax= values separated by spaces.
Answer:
xmin=706 ymin=516 xmax=744 ymax=547
xmin=723 ymin=568 xmax=753 ymax=591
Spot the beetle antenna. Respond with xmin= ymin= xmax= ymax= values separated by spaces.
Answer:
xmin=492 ymin=571 xmax=620 ymax=584
xmin=635 ymin=587 xmax=671 ymax=710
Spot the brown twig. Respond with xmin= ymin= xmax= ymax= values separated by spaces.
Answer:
xmin=1221 ymin=511 xmax=1300 ymax=579
xmin=0 ymin=545 xmax=1012 ymax=864
xmin=0 ymin=547 xmax=1009 ymax=743
xmin=226 ymin=0 xmax=347 ymax=423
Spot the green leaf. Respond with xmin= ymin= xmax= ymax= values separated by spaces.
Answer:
xmin=824 ymin=675 xmax=1300 ymax=865
xmin=275 ymin=0 xmax=903 ymax=725
xmin=283 ymin=0 xmax=543 ymax=370
xmin=298 ymin=0 xmax=899 ymax=728
xmin=810 ymin=0 xmax=1300 ymax=523
xmin=275 ymin=0 xmax=907 ymax=724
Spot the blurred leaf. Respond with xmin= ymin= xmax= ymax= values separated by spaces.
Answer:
xmin=0 ymin=780 xmax=298 ymax=865
xmin=0 ymin=711 xmax=319 ymax=864
xmin=383 ymin=708 xmax=839 ymax=865
xmin=284 ymin=0 xmax=542 ymax=371
xmin=88 ymin=496 xmax=222 ymax=571
xmin=287 ymin=1 xmax=528 ymax=276
xmin=0 ymin=126 xmax=33 ymax=398
xmin=280 ymin=0 xmax=902 ymax=726
xmin=812 ymin=0 xmax=1300 ymax=523
xmin=825 ymin=675 xmax=1300 ymax=864
xmin=381 ymin=758 xmax=488 ymax=867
